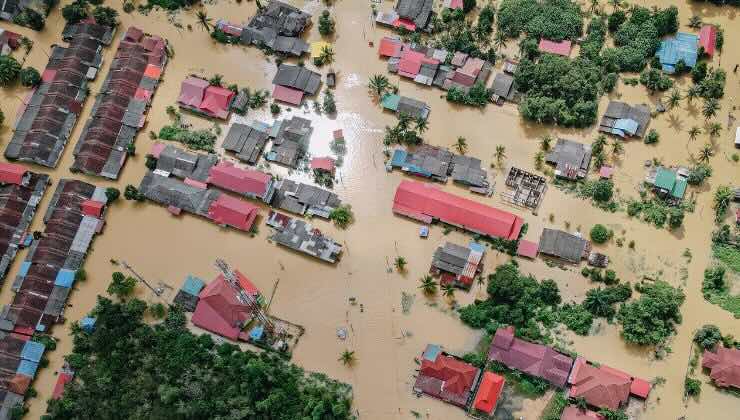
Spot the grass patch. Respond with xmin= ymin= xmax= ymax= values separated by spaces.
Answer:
xmin=713 ymin=244 xmax=740 ymax=273
xmin=540 ymin=391 xmax=567 ymax=420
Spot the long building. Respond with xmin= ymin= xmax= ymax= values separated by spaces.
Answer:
xmin=71 ymin=26 xmax=168 ymax=179
xmin=392 ymin=180 xmax=523 ymax=240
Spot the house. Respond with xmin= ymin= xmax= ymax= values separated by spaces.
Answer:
xmin=472 ymin=371 xmax=504 ymax=416
xmin=451 ymin=155 xmax=490 ymax=194
xmin=488 ymin=327 xmax=574 ymax=387
xmin=0 ymin=163 xmax=29 ymax=186
xmin=699 ymin=25 xmax=717 ymax=57
xmin=413 ymin=344 xmax=480 ymax=408
xmin=270 ymin=179 xmax=341 ymax=218
xmin=72 ymin=27 xmax=168 ymax=179
xmin=657 ymin=32 xmax=698 ymax=73
xmin=378 ymin=36 xmax=403 ymax=58
xmin=222 ymin=121 xmax=271 ymax=164
xmin=393 ymin=180 xmax=524 ymax=240
xmin=430 ymin=241 xmax=485 ymax=289
xmin=442 ymin=0 xmax=463 ymax=10
xmin=560 ymin=406 xmax=605 ymax=420
xmin=503 ymin=167 xmax=547 ymax=210
xmin=491 ymin=72 xmax=517 ymax=104
xmin=207 ymin=161 xmax=275 ymax=203
xmin=395 ymin=0 xmax=434 ymax=31
xmin=177 ymin=76 xmax=235 ymax=120
xmin=272 ymin=64 xmax=321 ymax=98
xmin=240 ymin=0 xmax=311 ymax=57
xmin=138 ymin=171 xmax=219 ymax=217
xmin=646 ymin=166 xmax=688 ymax=202
xmin=388 ymin=146 xmax=453 ymax=182
xmin=539 ymin=39 xmax=572 ymax=57
xmin=381 ymin=94 xmax=430 ymax=121
xmin=545 ymin=139 xmax=592 ymax=180
xmin=173 ymin=275 xmax=205 ymax=312
xmin=311 ymin=157 xmax=336 ymax=176
xmin=538 ymin=228 xmax=591 ymax=264
xmin=273 ymin=85 xmax=306 ymax=106
xmin=266 ymin=116 xmax=313 ymax=168
xmin=215 ymin=20 xmax=243 ymax=38
xmin=588 ymin=252 xmax=609 ymax=268
xmin=567 ymin=357 xmax=632 ymax=410
xmin=153 ymin=144 xmax=217 ymax=183
xmin=598 ymin=101 xmax=651 ymax=138
xmin=192 ymin=274 xmax=253 ymax=340
xmin=702 ymin=346 xmax=740 ymax=389
xmin=266 ymin=211 xmax=342 ymax=263
xmin=207 ymin=194 xmax=259 ymax=232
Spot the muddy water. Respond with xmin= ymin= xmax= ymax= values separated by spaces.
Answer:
xmin=1 ymin=0 xmax=739 ymax=418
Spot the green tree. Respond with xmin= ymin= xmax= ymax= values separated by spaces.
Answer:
xmin=339 ymin=350 xmax=356 ymax=366
xmin=693 ymin=324 xmax=722 ymax=350
xmin=318 ymin=10 xmax=335 ymax=36
xmin=61 ymin=0 xmax=88 ymax=25
xmin=92 ymin=6 xmax=118 ymax=27
xmin=707 ymin=122 xmax=722 ymax=138
xmin=149 ymin=303 xmax=167 ymax=319
xmin=540 ymin=135 xmax=553 ymax=151
xmin=19 ymin=67 xmax=40 ymax=87
xmin=684 ymin=377 xmax=701 ymax=397
xmin=196 ymin=10 xmax=211 ymax=31
xmin=702 ymin=98 xmax=720 ymax=120
xmin=455 ymin=137 xmax=468 ymax=155
xmin=368 ymin=74 xmax=390 ymax=99
xmin=419 ymin=275 xmax=437 ymax=295
xmin=617 ymin=281 xmax=685 ymax=346
xmin=394 ymin=256 xmax=407 ymax=272
xmin=666 ymin=88 xmax=682 ymax=110
xmin=590 ymin=224 xmax=610 ymax=243
xmin=462 ymin=0 xmax=476 ymax=13
xmin=713 ymin=185 xmax=733 ymax=223
xmin=698 ymin=144 xmax=713 ymax=163
xmin=441 ymin=284 xmax=456 ymax=301
xmin=494 ymin=144 xmax=506 ymax=165
xmin=107 ymin=272 xmax=136 ymax=299
xmin=0 ymin=55 xmax=21 ymax=86
xmin=414 ymin=117 xmax=428 ymax=134
xmin=124 ymin=185 xmax=144 ymax=201
xmin=685 ymin=85 xmax=700 ymax=104
xmin=688 ymin=126 xmax=701 ymax=142
xmin=329 ymin=205 xmax=353 ymax=229
xmin=105 ymin=187 xmax=120 ymax=203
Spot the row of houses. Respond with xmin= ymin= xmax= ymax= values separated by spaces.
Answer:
xmin=5 ymin=22 xmax=114 ymax=168
xmin=375 ymin=0 xmax=434 ymax=32
xmin=71 ymin=26 xmax=168 ymax=179
xmin=0 ymin=164 xmax=49 ymax=283
xmin=222 ymin=116 xmax=314 ymax=169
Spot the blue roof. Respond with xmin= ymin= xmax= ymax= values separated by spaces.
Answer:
xmin=419 ymin=226 xmax=429 ymax=237
xmin=403 ymin=164 xmax=432 ymax=178
xmin=18 ymin=261 xmax=31 ymax=278
xmin=21 ymin=341 xmax=45 ymax=363
xmin=54 ymin=269 xmax=76 ymax=288
xmin=390 ymin=149 xmax=408 ymax=168
xmin=182 ymin=275 xmax=205 ymax=297
xmin=614 ymin=118 xmax=639 ymax=136
xmin=22 ymin=235 xmax=33 ymax=247
xmin=468 ymin=242 xmax=485 ymax=253
xmin=422 ymin=344 xmax=441 ymax=362
xmin=657 ymin=32 xmax=698 ymax=73
xmin=249 ymin=325 xmax=264 ymax=341
xmin=80 ymin=317 xmax=96 ymax=332
xmin=17 ymin=360 xmax=39 ymax=378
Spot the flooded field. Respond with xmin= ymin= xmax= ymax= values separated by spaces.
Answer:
xmin=1 ymin=0 xmax=739 ymax=418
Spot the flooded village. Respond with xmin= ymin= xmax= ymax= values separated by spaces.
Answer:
xmin=0 ymin=0 xmax=739 ymax=419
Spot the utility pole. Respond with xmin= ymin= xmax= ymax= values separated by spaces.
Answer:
xmin=120 ymin=260 xmax=163 ymax=296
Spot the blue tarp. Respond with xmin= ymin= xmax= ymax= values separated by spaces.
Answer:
xmin=469 ymin=242 xmax=485 ymax=254
xmin=614 ymin=118 xmax=639 ymax=136
xmin=249 ymin=325 xmax=264 ymax=341
xmin=22 ymin=234 xmax=33 ymax=247
xmin=18 ymin=261 xmax=30 ymax=278
xmin=657 ymin=32 xmax=698 ymax=73
xmin=419 ymin=226 xmax=429 ymax=237
xmin=21 ymin=341 xmax=45 ymax=363
xmin=182 ymin=275 xmax=205 ymax=297
xmin=17 ymin=360 xmax=39 ymax=378
xmin=390 ymin=149 xmax=407 ymax=168
xmin=422 ymin=344 xmax=441 ymax=362
xmin=80 ymin=317 xmax=96 ymax=333
xmin=54 ymin=269 xmax=75 ymax=288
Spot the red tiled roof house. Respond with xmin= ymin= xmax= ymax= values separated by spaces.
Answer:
xmin=699 ymin=25 xmax=717 ymax=57
xmin=207 ymin=194 xmax=259 ymax=232
xmin=207 ymin=161 xmax=274 ymax=203
xmin=702 ymin=346 xmax=740 ymax=389
xmin=567 ymin=357 xmax=631 ymax=410
xmin=538 ymin=39 xmax=572 ymax=57
xmin=473 ymin=371 xmax=505 ymax=415
xmin=191 ymin=274 xmax=254 ymax=340
xmin=413 ymin=344 xmax=481 ymax=408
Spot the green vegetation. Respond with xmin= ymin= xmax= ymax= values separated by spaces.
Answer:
xmin=684 ymin=376 xmax=702 ymax=397
xmin=605 ymin=6 xmax=678 ymax=72
xmin=713 ymin=185 xmax=733 ymax=223
xmin=0 ymin=55 xmax=21 ymax=86
xmin=625 ymin=197 xmax=690 ymax=229
xmin=322 ymin=89 xmax=337 ymax=114
xmin=12 ymin=8 xmax=46 ymax=30
xmin=557 ymin=304 xmax=593 ymax=335
xmin=540 ymin=391 xmax=568 ymax=420
xmin=582 ymin=283 xmax=632 ymax=320
xmin=686 ymin=163 xmax=712 ymax=185
xmin=496 ymin=0 xmax=583 ymax=41
xmin=639 ymin=68 xmax=673 ymax=92
xmin=617 ymin=281 xmax=685 ymax=346
xmin=445 ymin=82 xmax=489 ymax=107
xmin=429 ymin=5 xmax=496 ymax=62
xmin=598 ymin=409 xmax=629 ymax=420
xmin=703 ymin=227 xmax=740 ymax=318
xmin=329 ymin=205 xmax=353 ymax=229
xmin=107 ymin=272 xmax=137 ymax=300
xmin=141 ymin=0 xmax=198 ymax=11
xmin=45 ymin=298 xmax=353 ymax=419
xmin=394 ymin=256 xmax=407 ymax=273
xmin=105 ymin=187 xmax=120 ymax=203
xmin=158 ymin=111 xmax=217 ymax=152
xmin=383 ymin=114 xmax=424 ymax=146
xmin=590 ymin=224 xmax=610 ymax=243
xmin=62 ymin=0 xmax=117 ymax=27
xmin=694 ymin=324 xmax=723 ymax=350
xmin=19 ymin=67 xmax=41 ymax=87
xmin=490 ymin=361 xmax=550 ymax=397
xmin=318 ymin=10 xmax=335 ymax=36
xmin=418 ymin=275 xmax=437 ymax=295
xmin=124 ymin=185 xmax=145 ymax=202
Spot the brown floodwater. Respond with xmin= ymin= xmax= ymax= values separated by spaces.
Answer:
xmin=1 ymin=0 xmax=739 ymax=418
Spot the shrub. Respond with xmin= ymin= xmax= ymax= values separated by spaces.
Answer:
xmin=684 ymin=377 xmax=701 ymax=396
xmin=318 ymin=10 xmax=335 ymax=36
xmin=592 ymin=180 xmax=614 ymax=202
xmin=558 ymin=304 xmax=593 ymax=335
xmin=92 ymin=6 xmax=118 ymax=27
xmin=61 ymin=0 xmax=88 ymax=25
xmin=329 ymin=205 xmax=353 ymax=229
xmin=644 ymin=129 xmax=659 ymax=144
xmin=590 ymin=224 xmax=610 ymax=243
xmin=105 ymin=187 xmax=120 ymax=203
xmin=694 ymin=324 xmax=722 ymax=350
xmin=19 ymin=67 xmax=41 ymax=87
xmin=0 ymin=55 xmax=21 ymax=86
xmin=617 ymin=281 xmax=685 ymax=346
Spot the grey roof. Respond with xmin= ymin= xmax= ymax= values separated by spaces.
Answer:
xmin=599 ymin=101 xmax=651 ymax=138
xmin=266 ymin=116 xmax=312 ymax=168
xmin=397 ymin=96 xmax=430 ymax=120
xmin=545 ymin=138 xmax=592 ymax=180
xmin=432 ymin=242 xmax=471 ymax=275
xmin=173 ymin=289 xmax=199 ymax=312
xmin=138 ymin=171 xmax=219 ymax=216
xmin=538 ymin=228 xmax=588 ymax=263
xmin=156 ymin=145 xmax=217 ymax=182
xmin=492 ymin=73 xmax=516 ymax=100
xmin=242 ymin=1 xmax=311 ymax=56
xmin=272 ymin=64 xmax=321 ymax=95
xmin=395 ymin=0 xmax=434 ymax=29
xmin=222 ymin=122 xmax=270 ymax=165
xmin=270 ymin=179 xmax=341 ymax=217
xmin=268 ymin=213 xmax=342 ymax=263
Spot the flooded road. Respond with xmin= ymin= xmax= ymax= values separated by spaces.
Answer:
xmin=1 ymin=0 xmax=739 ymax=418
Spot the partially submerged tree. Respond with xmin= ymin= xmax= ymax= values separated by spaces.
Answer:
xmin=339 ymin=350 xmax=356 ymax=366
xmin=394 ymin=256 xmax=407 ymax=273
xmin=418 ymin=275 xmax=437 ymax=295
xmin=368 ymin=74 xmax=390 ymax=99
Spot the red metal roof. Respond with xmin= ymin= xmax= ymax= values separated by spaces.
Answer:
xmin=52 ymin=372 xmax=73 ymax=400
xmin=123 ymin=26 xmax=144 ymax=42
xmin=392 ymin=18 xmax=416 ymax=31
xmin=211 ymin=269 xmax=261 ymax=298
xmin=516 ymin=239 xmax=539 ymax=259
xmin=81 ymin=200 xmax=104 ymax=218
xmin=143 ymin=64 xmax=162 ymax=79
xmin=560 ymin=406 xmax=605 ymax=420
xmin=207 ymin=162 xmax=271 ymax=197
xmin=398 ymin=50 xmax=425 ymax=77
xmin=538 ymin=39 xmax=572 ymax=56
xmin=378 ymin=37 xmax=403 ymax=58
xmin=703 ymin=346 xmax=740 ymax=389
xmin=568 ymin=357 xmax=631 ymax=410
xmin=192 ymin=276 xmax=252 ymax=340
xmin=177 ymin=77 xmax=208 ymax=107
xmin=311 ymin=157 xmax=336 ymax=174
xmin=199 ymin=86 xmax=234 ymax=120
xmin=0 ymin=163 xmax=27 ymax=185
xmin=272 ymin=85 xmax=304 ymax=106
xmin=207 ymin=194 xmax=259 ymax=231
xmin=699 ymin=25 xmax=717 ymax=57
xmin=473 ymin=371 xmax=504 ymax=414
xmin=393 ymin=180 xmax=524 ymax=240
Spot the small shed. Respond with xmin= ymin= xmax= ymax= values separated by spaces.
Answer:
xmin=311 ymin=157 xmax=336 ymax=175
xmin=517 ymin=240 xmax=539 ymax=259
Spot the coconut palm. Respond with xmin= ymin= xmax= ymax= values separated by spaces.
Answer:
xmin=688 ymin=126 xmax=702 ymax=142
xmin=688 ymin=15 xmax=702 ymax=29
xmin=493 ymin=32 xmax=507 ymax=51
xmin=714 ymin=185 xmax=733 ymax=222
xmin=495 ymin=145 xmax=506 ymax=165
xmin=319 ymin=46 xmax=335 ymax=64
xmin=196 ymin=10 xmax=212 ymax=32
xmin=610 ymin=139 xmax=624 ymax=158
xmin=454 ymin=137 xmax=468 ymax=155
xmin=339 ymin=350 xmax=356 ymax=366
xmin=540 ymin=135 xmax=553 ymax=152
xmin=698 ymin=144 xmax=713 ymax=163
xmin=685 ymin=85 xmax=700 ymax=104
xmin=394 ymin=256 xmax=407 ymax=272
xmin=592 ymin=134 xmax=608 ymax=155
xmin=418 ymin=275 xmax=437 ymax=295
xmin=666 ymin=89 xmax=682 ymax=110
xmin=592 ymin=151 xmax=606 ymax=169
xmin=415 ymin=116 xmax=428 ymax=134
xmin=702 ymin=98 xmax=720 ymax=120
xmin=441 ymin=284 xmax=456 ymax=300
xmin=707 ymin=122 xmax=722 ymax=138
xmin=368 ymin=74 xmax=390 ymax=99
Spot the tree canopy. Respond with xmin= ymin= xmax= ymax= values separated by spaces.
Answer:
xmin=617 ymin=281 xmax=685 ymax=346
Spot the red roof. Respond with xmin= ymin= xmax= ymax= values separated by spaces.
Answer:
xmin=177 ymin=77 xmax=208 ymax=107
xmin=488 ymin=327 xmax=574 ymax=387
xmin=311 ymin=157 xmax=336 ymax=174
xmin=123 ymin=26 xmax=144 ymax=42
xmin=599 ymin=365 xmax=651 ymax=398
xmin=378 ymin=37 xmax=403 ymax=58
xmin=392 ymin=18 xmax=416 ymax=31
xmin=207 ymin=162 xmax=272 ymax=198
xmin=398 ymin=50 xmax=425 ymax=77
xmin=143 ymin=64 xmax=162 ymax=79
xmin=699 ymin=25 xmax=717 ymax=57
xmin=447 ymin=0 xmax=463 ymax=9
xmin=149 ymin=142 xmax=166 ymax=158
xmin=473 ymin=372 xmax=505 ymax=414
xmin=599 ymin=165 xmax=613 ymax=179
xmin=272 ymin=85 xmax=304 ymax=105
xmin=517 ymin=239 xmax=539 ymax=259
xmin=52 ymin=372 xmax=73 ymax=400
xmin=703 ymin=346 xmax=740 ymax=389
xmin=560 ymin=406 xmax=605 ymax=420
xmin=414 ymin=352 xmax=479 ymax=407
xmin=333 ymin=129 xmax=344 ymax=140
xmin=199 ymin=86 xmax=234 ymax=120
xmin=81 ymin=200 xmax=104 ymax=217
xmin=538 ymin=39 xmax=572 ymax=56
xmin=192 ymin=276 xmax=252 ymax=340
xmin=0 ymin=163 xmax=27 ymax=185
xmin=184 ymin=177 xmax=207 ymax=189
xmin=568 ymin=357 xmax=630 ymax=410
xmin=393 ymin=180 xmax=524 ymax=240
xmin=207 ymin=194 xmax=259 ymax=231
xmin=211 ymin=269 xmax=261 ymax=297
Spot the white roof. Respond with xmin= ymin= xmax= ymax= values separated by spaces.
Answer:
xmin=735 ymin=127 xmax=740 ymax=144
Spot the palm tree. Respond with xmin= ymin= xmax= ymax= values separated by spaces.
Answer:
xmin=493 ymin=32 xmax=507 ymax=51
xmin=418 ymin=275 xmax=437 ymax=295
xmin=688 ymin=15 xmax=702 ymax=29
xmin=415 ymin=117 xmax=428 ymax=134
xmin=319 ymin=46 xmax=335 ymax=64
xmin=368 ymin=74 xmax=390 ymax=99
xmin=454 ymin=137 xmax=468 ymax=155
xmin=698 ymin=144 xmax=713 ymax=163
xmin=339 ymin=350 xmax=356 ymax=366
xmin=610 ymin=139 xmax=624 ymax=158
xmin=714 ymin=185 xmax=733 ymax=222
xmin=573 ymin=396 xmax=589 ymax=411
xmin=441 ymin=284 xmax=456 ymax=301
xmin=702 ymin=98 xmax=720 ymax=120
xmin=495 ymin=145 xmax=506 ymax=166
xmin=666 ymin=89 xmax=682 ymax=110
xmin=592 ymin=151 xmax=606 ymax=169
xmin=394 ymin=256 xmax=407 ymax=272
xmin=540 ymin=135 xmax=553 ymax=152
xmin=685 ymin=85 xmax=700 ymax=104
xmin=688 ymin=126 xmax=702 ymax=142
xmin=707 ymin=122 xmax=722 ymax=138
xmin=592 ymin=134 xmax=608 ymax=155
xmin=196 ymin=10 xmax=212 ymax=32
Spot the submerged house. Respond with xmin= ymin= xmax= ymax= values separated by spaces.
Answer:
xmin=702 ymin=346 xmax=740 ymax=390
xmin=388 ymin=146 xmax=453 ymax=182
xmin=271 ymin=64 xmax=321 ymax=105
xmin=191 ymin=272 xmax=256 ymax=341
xmin=265 ymin=116 xmax=312 ymax=168
xmin=538 ymin=39 xmax=572 ymax=57
xmin=71 ymin=27 xmax=168 ymax=179
xmin=151 ymin=143 xmax=218 ymax=184
xmin=538 ymin=228 xmax=590 ymax=264
xmin=545 ymin=138 xmax=592 ymax=180
xmin=207 ymin=161 xmax=275 ymax=204
xmin=240 ymin=0 xmax=311 ymax=57
xmin=393 ymin=180 xmax=524 ymax=241
xmin=657 ymin=32 xmax=698 ymax=73
xmin=502 ymin=167 xmax=547 ymax=210
xmin=491 ymin=72 xmax=517 ymax=104
xmin=450 ymin=155 xmax=490 ymax=194
xmin=567 ymin=357 xmax=651 ymax=410
xmin=266 ymin=211 xmax=342 ymax=263
xmin=395 ymin=0 xmax=434 ymax=31
xmin=5 ymin=22 xmax=110 ymax=167
xmin=488 ymin=327 xmax=574 ymax=388
xmin=270 ymin=179 xmax=341 ymax=218
xmin=221 ymin=120 xmax=272 ymax=165
xmin=430 ymin=241 xmax=485 ymax=289
xmin=381 ymin=94 xmax=430 ymax=121
xmin=413 ymin=344 xmax=480 ymax=408
xmin=645 ymin=166 xmax=688 ymax=203
xmin=598 ymin=101 xmax=651 ymax=139
xmin=472 ymin=371 xmax=505 ymax=416
xmin=0 ymin=336 xmax=46 ymax=417
xmin=0 ymin=28 xmax=20 ymax=55
xmin=699 ymin=25 xmax=717 ymax=57
xmin=177 ymin=76 xmax=235 ymax=120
